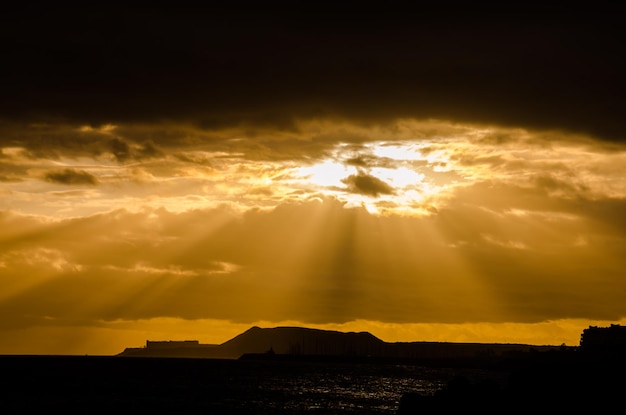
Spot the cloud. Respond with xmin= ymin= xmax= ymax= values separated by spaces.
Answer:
xmin=0 ymin=122 xmax=164 ymax=163
xmin=0 ymin=3 xmax=624 ymax=141
xmin=1 ymin=114 xmax=626 ymax=353
xmin=0 ymin=119 xmax=623 ymax=221
xmin=106 ymin=137 xmax=163 ymax=162
xmin=1 ymin=247 xmax=83 ymax=273
xmin=1 ymin=188 xmax=625 ymax=329
xmin=44 ymin=169 xmax=98 ymax=185
xmin=342 ymin=172 xmax=395 ymax=197
xmin=345 ymin=156 xmax=369 ymax=167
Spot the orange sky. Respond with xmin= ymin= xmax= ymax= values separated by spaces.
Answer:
xmin=1 ymin=3 xmax=625 ymax=355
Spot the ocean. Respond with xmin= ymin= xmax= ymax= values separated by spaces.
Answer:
xmin=0 ymin=355 xmax=501 ymax=414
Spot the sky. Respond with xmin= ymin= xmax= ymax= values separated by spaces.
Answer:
xmin=1 ymin=2 xmax=626 ymax=355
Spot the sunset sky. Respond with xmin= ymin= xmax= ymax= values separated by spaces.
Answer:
xmin=1 ymin=2 xmax=625 ymax=355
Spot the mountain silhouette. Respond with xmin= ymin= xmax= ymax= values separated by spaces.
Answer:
xmin=221 ymin=326 xmax=386 ymax=357
xmin=118 ymin=326 xmax=560 ymax=360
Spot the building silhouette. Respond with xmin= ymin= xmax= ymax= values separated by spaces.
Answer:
xmin=580 ymin=324 xmax=626 ymax=352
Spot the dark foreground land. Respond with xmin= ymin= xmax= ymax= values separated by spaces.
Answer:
xmin=398 ymin=347 xmax=626 ymax=413
xmin=1 ymin=349 xmax=625 ymax=414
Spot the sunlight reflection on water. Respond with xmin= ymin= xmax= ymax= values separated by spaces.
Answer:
xmin=245 ymin=363 xmax=452 ymax=414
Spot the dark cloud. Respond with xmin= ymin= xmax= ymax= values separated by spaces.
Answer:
xmin=342 ymin=172 xmax=395 ymax=197
xmin=345 ymin=157 xmax=366 ymax=167
xmin=138 ymin=140 xmax=163 ymax=158
xmin=0 ymin=122 xmax=165 ymax=161
xmin=533 ymin=174 xmax=590 ymax=198
xmin=109 ymin=138 xmax=131 ymax=162
xmin=0 ymin=2 xmax=624 ymax=141
xmin=44 ymin=169 xmax=98 ymax=185
xmin=107 ymin=137 xmax=163 ymax=162
xmin=342 ymin=152 xmax=410 ymax=170
xmin=0 ymin=175 xmax=20 ymax=182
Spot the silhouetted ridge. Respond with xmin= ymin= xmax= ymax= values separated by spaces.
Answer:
xmin=117 ymin=326 xmax=560 ymax=360
xmin=221 ymin=326 xmax=385 ymax=358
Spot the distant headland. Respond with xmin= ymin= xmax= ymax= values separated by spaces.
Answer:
xmin=117 ymin=325 xmax=575 ymax=361
xmin=118 ymin=324 xmax=626 ymax=361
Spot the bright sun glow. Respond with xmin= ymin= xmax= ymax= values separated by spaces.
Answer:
xmin=291 ymin=141 xmax=457 ymax=215
xmin=296 ymin=160 xmax=357 ymax=187
xmin=369 ymin=142 xmax=424 ymax=160
xmin=370 ymin=167 xmax=425 ymax=187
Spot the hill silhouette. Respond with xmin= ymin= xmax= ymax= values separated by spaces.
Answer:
xmin=118 ymin=326 xmax=560 ymax=362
